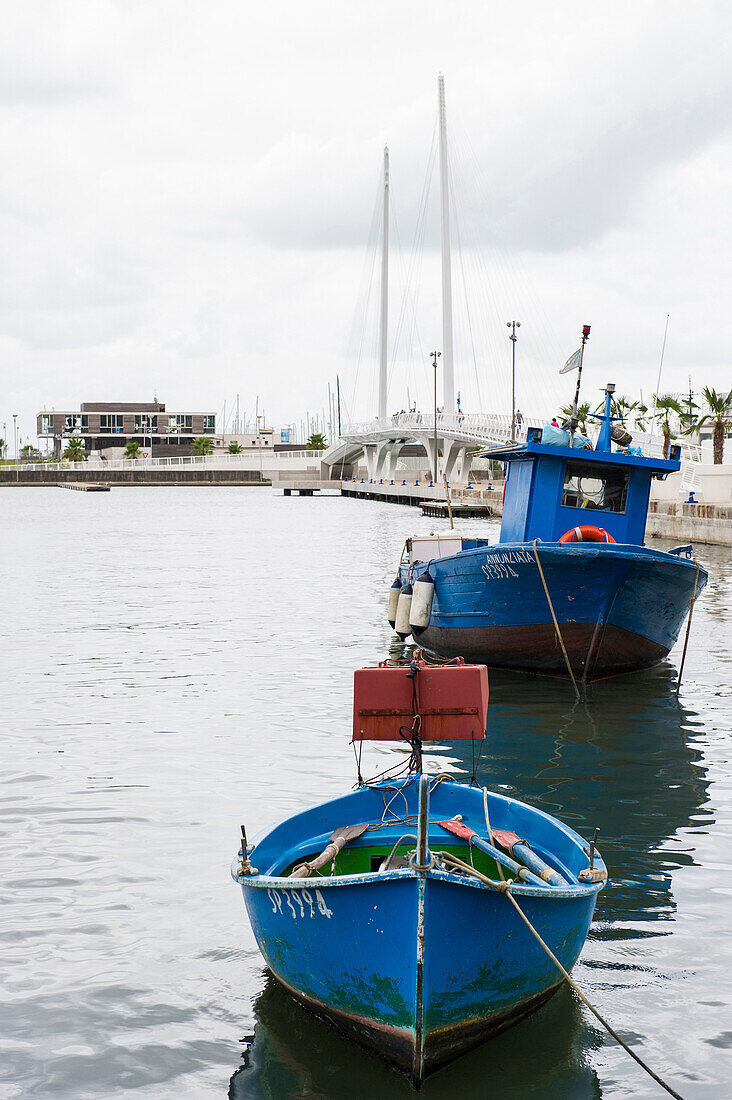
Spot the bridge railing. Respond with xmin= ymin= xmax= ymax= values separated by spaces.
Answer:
xmin=340 ymin=416 xmax=702 ymax=462
xmin=342 ymin=412 xmax=543 ymax=441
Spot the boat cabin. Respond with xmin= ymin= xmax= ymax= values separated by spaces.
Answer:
xmin=481 ymin=384 xmax=681 ymax=547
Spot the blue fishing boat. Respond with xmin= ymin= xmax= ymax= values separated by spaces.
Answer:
xmin=232 ymin=660 xmax=606 ymax=1084
xmin=391 ymin=381 xmax=707 ymax=680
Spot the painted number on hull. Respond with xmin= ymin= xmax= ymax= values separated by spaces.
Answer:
xmin=482 ymin=550 xmax=534 ymax=580
xmin=267 ymin=888 xmax=333 ymax=919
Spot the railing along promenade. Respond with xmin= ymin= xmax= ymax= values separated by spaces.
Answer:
xmin=7 ymin=450 xmax=327 ymax=474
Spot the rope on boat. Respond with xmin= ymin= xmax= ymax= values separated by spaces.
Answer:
xmin=501 ymin=890 xmax=685 ymax=1100
xmin=435 ymin=850 xmax=685 ymax=1099
xmin=532 ymin=539 xmax=581 ymax=701
xmin=482 ymin=786 xmax=505 ymax=883
xmin=676 ymin=558 xmax=700 ymax=695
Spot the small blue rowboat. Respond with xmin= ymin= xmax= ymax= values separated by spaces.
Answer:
xmin=232 ymin=662 xmax=607 ymax=1084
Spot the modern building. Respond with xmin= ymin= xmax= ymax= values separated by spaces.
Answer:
xmin=37 ymin=401 xmax=216 ymax=457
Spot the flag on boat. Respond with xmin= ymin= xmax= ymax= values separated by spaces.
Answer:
xmin=560 ymin=348 xmax=582 ymax=374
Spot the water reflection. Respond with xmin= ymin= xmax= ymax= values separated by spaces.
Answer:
xmin=230 ymin=973 xmax=602 ymax=1100
xmin=465 ymin=663 xmax=712 ymax=934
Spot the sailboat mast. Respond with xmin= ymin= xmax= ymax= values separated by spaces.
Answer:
xmin=438 ymin=75 xmax=455 ymax=413
xmin=378 ymin=145 xmax=389 ymax=420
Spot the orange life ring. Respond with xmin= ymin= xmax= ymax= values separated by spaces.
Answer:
xmin=558 ymin=526 xmax=616 ymax=544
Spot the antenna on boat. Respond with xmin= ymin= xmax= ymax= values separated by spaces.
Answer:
xmin=651 ymin=312 xmax=670 ymax=420
xmin=378 ymin=146 xmax=389 ymax=420
xmin=569 ymin=325 xmax=591 ymax=445
xmin=438 ymin=75 xmax=455 ymax=413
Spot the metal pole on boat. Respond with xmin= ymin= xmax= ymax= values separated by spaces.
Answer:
xmin=378 ymin=146 xmax=389 ymax=421
xmin=570 ymin=325 xmax=591 ymax=446
xmin=431 ymin=350 xmax=441 ymax=482
xmin=416 ymin=774 xmax=431 ymax=869
xmin=507 ymin=321 xmax=521 ymax=441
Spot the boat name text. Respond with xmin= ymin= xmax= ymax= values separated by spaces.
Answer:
xmin=267 ymin=887 xmax=333 ymax=920
xmin=482 ymin=550 xmax=535 ymax=580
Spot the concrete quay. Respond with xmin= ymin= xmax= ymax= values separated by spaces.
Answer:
xmin=1 ymin=467 xmax=270 ymax=487
xmin=646 ymin=500 xmax=732 ymax=547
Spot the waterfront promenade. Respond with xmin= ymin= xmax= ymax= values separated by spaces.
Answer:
xmin=2 ymin=451 xmax=730 ymax=543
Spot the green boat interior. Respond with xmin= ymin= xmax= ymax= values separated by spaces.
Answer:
xmin=279 ymin=839 xmax=517 ymax=881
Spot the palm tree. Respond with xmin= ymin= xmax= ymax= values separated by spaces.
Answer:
xmin=689 ymin=386 xmax=732 ymax=464
xmin=609 ymin=395 xmax=637 ymax=426
xmin=227 ymin=442 xmax=243 ymax=454
xmin=191 ymin=436 xmax=214 ymax=456
xmin=0 ymin=438 xmax=6 ymax=460
xmin=678 ymin=393 xmax=699 ymax=434
xmin=124 ymin=440 xmax=141 ymax=459
xmin=560 ymin=403 xmax=591 ymax=434
xmin=63 ymin=437 xmax=86 ymax=461
xmin=633 ymin=400 xmax=650 ymax=432
xmin=651 ymin=394 xmax=683 ymax=458
xmin=306 ymin=432 xmax=328 ymax=450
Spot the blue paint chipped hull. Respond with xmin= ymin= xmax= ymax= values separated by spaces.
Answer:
xmin=401 ymin=542 xmax=707 ymax=679
xmin=234 ymin=778 xmax=604 ymax=1083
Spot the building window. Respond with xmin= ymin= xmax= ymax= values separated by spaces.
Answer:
xmin=63 ymin=414 xmax=89 ymax=433
xmin=41 ymin=414 xmax=54 ymax=434
xmin=168 ymin=415 xmax=193 ymax=434
xmin=203 ymin=414 xmax=215 ymax=433
xmin=562 ymin=461 xmax=629 ymax=514
xmin=99 ymin=415 xmax=123 ymax=433
xmin=134 ymin=415 xmax=158 ymax=433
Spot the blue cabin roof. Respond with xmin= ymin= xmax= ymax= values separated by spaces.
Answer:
xmin=478 ymin=386 xmax=681 ymax=546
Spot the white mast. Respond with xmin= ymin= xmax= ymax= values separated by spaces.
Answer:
xmin=378 ymin=145 xmax=389 ymax=420
xmin=438 ymin=74 xmax=455 ymax=413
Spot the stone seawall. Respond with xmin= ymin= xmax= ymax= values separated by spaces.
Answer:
xmin=646 ymin=501 xmax=732 ymax=547
xmin=0 ymin=468 xmax=271 ymax=486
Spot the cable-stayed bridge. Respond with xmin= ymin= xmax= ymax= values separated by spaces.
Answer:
xmin=323 ymin=412 xmax=544 ymax=481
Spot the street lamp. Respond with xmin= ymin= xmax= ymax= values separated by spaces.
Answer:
xmin=506 ymin=321 xmax=521 ymax=441
xmin=431 ymin=350 xmax=441 ymax=483
xmin=12 ymin=413 xmax=18 ymax=482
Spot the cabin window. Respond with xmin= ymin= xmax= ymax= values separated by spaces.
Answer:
xmin=562 ymin=461 xmax=629 ymax=513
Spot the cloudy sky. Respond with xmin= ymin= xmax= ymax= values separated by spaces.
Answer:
xmin=2 ymin=1 xmax=731 ymax=446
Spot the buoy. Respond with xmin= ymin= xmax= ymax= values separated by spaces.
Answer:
xmin=409 ymin=571 xmax=434 ymax=635
xmin=394 ymin=583 xmax=413 ymax=639
xmin=558 ymin=526 xmax=616 ymax=544
xmin=387 ymin=575 xmax=402 ymax=629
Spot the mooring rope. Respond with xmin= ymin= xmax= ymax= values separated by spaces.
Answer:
xmin=676 ymin=559 xmax=700 ymax=695
xmin=436 ymin=849 xmax=684 ymax=1098
xmin=532 ymin=539 xmax=581 ymax=701
xmin=501 ymin=890 xmax=684 ymax=1099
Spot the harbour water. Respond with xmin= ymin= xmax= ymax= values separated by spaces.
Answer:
xmin=1 ymin=487 xmax=730 ymax=1099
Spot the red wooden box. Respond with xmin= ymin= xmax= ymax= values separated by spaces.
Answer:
xmin=353 ymin=662 xmax=488 ymax=742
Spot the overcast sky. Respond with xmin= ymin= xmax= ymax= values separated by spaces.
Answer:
xmin=2 ymin=1 xmax=731 ymax=445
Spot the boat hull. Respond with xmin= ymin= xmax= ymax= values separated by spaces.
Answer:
xmin=403 ymin=543 xmax=707 ymax=679
xmin=235 ymin=780 xmax=603 ymax=1083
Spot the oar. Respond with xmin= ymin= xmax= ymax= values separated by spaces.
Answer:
xmin=289 ymin=823 xmax=370 ymax=879
xmin=491 ymin=829 xmax=568 ymax=886
xmin=438 ymin=819 xmax=549 ymax=888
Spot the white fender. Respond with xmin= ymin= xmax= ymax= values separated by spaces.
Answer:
xmin=409 ymin=573 xmax=434 ymax=635
xmin=387 ymin=576 xmax=402 ymax=629
xmin=394 ymin=584 xmax=413 ymax=639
